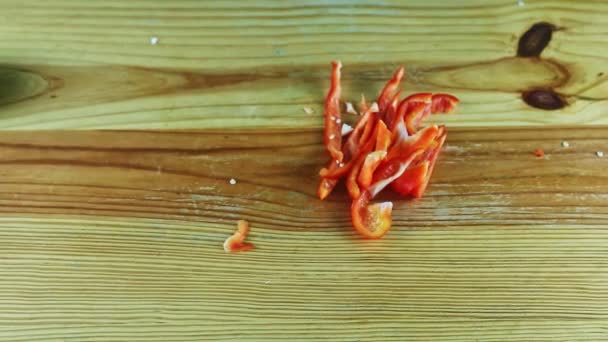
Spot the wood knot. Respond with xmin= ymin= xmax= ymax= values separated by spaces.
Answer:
xmin=522 ymin=89 xmax=567 ymax=110
xmin=517 ymin=22 xmax=558 ymax=58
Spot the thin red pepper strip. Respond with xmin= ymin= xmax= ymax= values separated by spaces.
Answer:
xmin=377 ymin=67 xmax=405 ymax=113
xmin=224 ymin=220 xmax=254 ymax=253
xmin=356 ymin=120 xmax=392 ymax=189
xmin=391 ymin=125 xmax=447 ymax=198
xmin=317 ymin=176 xmax=339 ymax=200
xmin=431 ymin=94 xmax=459 ymax=114
xmin=351 ymin=150 xmax=423 ymax=239
xmin=390 ymin=161 xmax=429 ymax=196
xmin=344 ymin=109 xmax=374 ymax=161
xmin=382 ymin=124 xmax=440 ymax=173
xmin=404 ymin=94 xmax=458 ymax=135
xmin=346 ymin=117 xmax=379 ymax=199
xmin=324 ymin=61 xmax=344 ymax=163
xmin=409 ymin=128 xmax=447 ymax=198
xmin=319 ymin=112 xmax=377 ymax=181
xmin=357 ymin=150 xmax=387 ymax=189
xmin=383 ymin=90 xmax=402 ymax=130
xmin=359 ymin=94 xmax=369 ymax=113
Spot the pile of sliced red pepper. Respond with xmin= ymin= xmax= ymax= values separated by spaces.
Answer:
xmin=317 ymin=61 xmax=459 ymax=239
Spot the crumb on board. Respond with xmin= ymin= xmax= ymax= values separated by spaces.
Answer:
xmin=303 ymin=107 xmax=314 ymax=114
xmin=224 ymin=220 xmax=254 ymax=253
xmin=229 ymin=178 xmax=237 ymax=185
xmin=597 ymin=151 xmax=604 ymax=158
xmin=150 ymin=36 xmax=159 ymax=45
xmin=535 ymin=148 xmax=545 ymax=157
xmin=561 ymin=141 xmax=569 ymax=148
xmin=517 ymin=0 xmax=525 ymax=6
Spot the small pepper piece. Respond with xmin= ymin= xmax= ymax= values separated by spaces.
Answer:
xmin=535 ymin=148 xmax=545 ymax=157
xmin=224 ymin=220 xmax=254 ymax=253
xmin=324 ymin=61 xmax=344 ymax=163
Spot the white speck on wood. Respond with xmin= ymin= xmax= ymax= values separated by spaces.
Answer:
xmin=229 ymin=178 xmax=237 ymax=185
xmin=303 ymin=107 xmax=314 ymax=115
xmin=596 ymin=151 xmax=604 ymax=157
xmin=561 ymin=141 xmax=569 ymax=148
xmin=150 ymin=36 xmax=159 ymax=45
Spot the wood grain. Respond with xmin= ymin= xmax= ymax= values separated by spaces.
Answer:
xmin=0 ymin=127 xmax=607 ymax=341
xmin=2 ymin=1 xmax=608 ymax=341
xmin=1 ymin=0 xmax=608 ymax=129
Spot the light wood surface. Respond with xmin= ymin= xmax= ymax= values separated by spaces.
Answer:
xmin=1 ymin=1 xmax=608 ymax=341
xmin=1 ymin=128 xmax=607 ymax=341
xmin=1 ymin=0 xmax=608 ymax=129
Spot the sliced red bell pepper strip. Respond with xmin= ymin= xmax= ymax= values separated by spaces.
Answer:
xmin=377 ymin=67 xmax=405 ymax=112
xmin=317 ymin=174 xmax=339 ymax=200
xmin=383 ymin=90 xmax=402 ymax=130
xmin=351 ymin=150 xmax=423 ymax=239
xmin=390 ymin=161 xmax=429 ymax=196
xmin=359 ymin=94 xmax=369 ymax=113
xmin=404 ymin=101 xmax=432 ymax=136
xmin=375 ymin=119 xmax=392 ymax=152
xmin=357 ymin=150 xmax=387 ymax=189
xmin=356 ymin=120 xmax=392 ymax=189
xmin=224 ymin=220 xmax=254 ymax=253
xmin=410 ymin=128 xmax=447 ymax=198
xmin=320 ymin=112 xmax=378 ymax=180
xmin=384 ymin=124 xmax=439 ymax=169
xmin=431 ymin=94 xmax=459 ymax=114
xmin=391 ymin=125 xmax=447 ymax=198
xmin=405 ymin=94 xmax=458 ymax=135
xmin=324 ymin=61 xmax=344 ymax=163
xmin=343 ymin=109 xmax=374 ymax=161
xmin=346 ymin=118 xmax=379 ymax=199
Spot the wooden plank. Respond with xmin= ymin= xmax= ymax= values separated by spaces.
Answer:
xmin=1 ymin=0 xmax=608 ymax=129
xmin=0 ymin=127 xmax=607 ymax=341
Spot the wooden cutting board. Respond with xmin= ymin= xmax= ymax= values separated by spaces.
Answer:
xmin=1 ymin=1 xmax=607 ymax=341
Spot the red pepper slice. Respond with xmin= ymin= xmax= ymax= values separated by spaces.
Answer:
xmin=410 ymin=128 xmax=447 ymax=198
xmin=224 ymin=220 xmax=254 ymax=253
xmin=377 ymin=67 xmax=405 ymax=112
xmin=346 ymin=118 xmax=379 ymax=199
xmin=324 ymin=61 xmax=344 ymax=163
xmin=431 ymin=94 xmax=459 ymax=114
xmin=390 ymin=161 xmax=429 ymax=196
xmin=383 ymin=90 xmax=402 ymax=129
xmin=391 ymin=126 xmax=447 ymax=198
xmin=359 ymin=94 xmax=369 ymax=113
xmin=383 ymin=124 xmax=440 ymax=171
xmin=357 ymin=150 xmax=387 ymax=189
xmin=404 ymin=101 xmax=432 ymax=136
xmin=351 ymin=150 xmax=423 ymax=239
xmin=317 ymin=175 xmax=339 ymax=200
xmin=320 ymin=113 xmax=378 ymax=181
xmin=343 ymin=109 xmax=375 ymax=161
xmin=356 ymin=120 xmax=392 ymax=189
